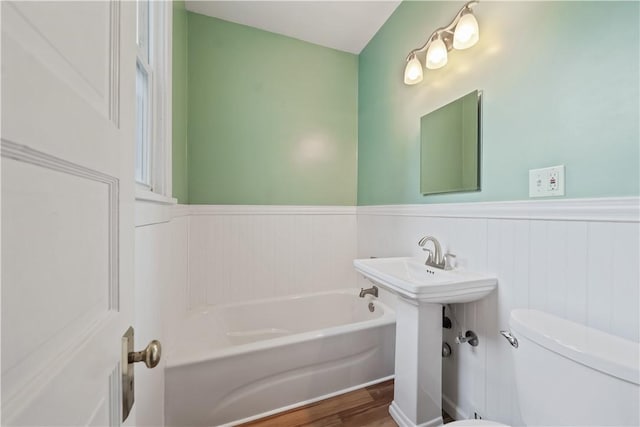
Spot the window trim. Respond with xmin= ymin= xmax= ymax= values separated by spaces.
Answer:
xmin=135 ymin=0 xmax=173 ymax=204
xmin=135 ymin=58 xmax=152 ymax=187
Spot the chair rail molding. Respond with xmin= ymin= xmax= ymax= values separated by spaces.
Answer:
xmin=185 ymin=205 xmax=357 ymax=216
xmin=357 ymin=197 xmax=640 ymax=223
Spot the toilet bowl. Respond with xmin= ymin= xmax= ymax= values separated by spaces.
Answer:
xmin=445 ymin=309 xmax=640 ymax=427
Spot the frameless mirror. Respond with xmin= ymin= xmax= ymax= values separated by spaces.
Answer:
xmin=420 ymin=90 xmax=481 ymax=195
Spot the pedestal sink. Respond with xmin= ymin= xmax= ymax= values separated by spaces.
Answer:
xmin=353 ymin=257 xmax=497 ymax=427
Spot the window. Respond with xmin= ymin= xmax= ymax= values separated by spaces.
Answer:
xmin=135 ymin=0 xmax=172 ymax=199
xmin=136 ymin=60 xmax=151 ymax=185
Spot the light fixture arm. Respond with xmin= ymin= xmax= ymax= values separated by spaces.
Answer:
xmin=405 ymin=0 xmax=478 ymax=62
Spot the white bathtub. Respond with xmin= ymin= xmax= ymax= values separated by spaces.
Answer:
xmin=165 ymin=289 xmax=396 ymax=426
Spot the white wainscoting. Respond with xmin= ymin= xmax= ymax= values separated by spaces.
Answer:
xmin=164 ymin=198 xmax=638 ymax=425
xmin=185 ymin=205 xmax=358 ymax=308
xmin=356 ymin=197 xmax=639 ymax=426
xmin=134 ymin=211 xmax=189 ymax=426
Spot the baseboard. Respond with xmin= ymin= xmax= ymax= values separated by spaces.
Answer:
xmin=389 ymin=401 xmax=443 ymax=427
xmin=226 ymin=375 xmax=395 ymax=426
xmin=442 ymin=393 xmax=469 ymax=422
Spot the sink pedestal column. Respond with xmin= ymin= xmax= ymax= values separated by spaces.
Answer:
xmin=389 ymin=298 xmax=443 ymax=427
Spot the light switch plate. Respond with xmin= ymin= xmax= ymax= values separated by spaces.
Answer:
xmin=529 ymin=165 xmax=565 ymax=197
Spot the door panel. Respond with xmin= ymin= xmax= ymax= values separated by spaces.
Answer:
xmin=2 ymin=1 xmax=117 ymax=125
xmin=1 ymin=4 xmax=124 ymax=167
xmin=1 ymin=0 xmax=135 ymax=425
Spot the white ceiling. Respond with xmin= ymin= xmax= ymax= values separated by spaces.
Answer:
xmin=184 ymin=1 xmax=401 ymax=54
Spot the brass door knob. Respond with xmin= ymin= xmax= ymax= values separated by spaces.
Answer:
xmin=128 ymin=340 xmax=162 ymax=368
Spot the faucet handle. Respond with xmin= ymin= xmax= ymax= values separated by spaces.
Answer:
xmin=422 ymin=248 xmax=433 ymax=263
xmin=443 ymin=253 xmax=457 ymax=270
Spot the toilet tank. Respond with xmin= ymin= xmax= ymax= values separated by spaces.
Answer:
xmin=509 ymin=309 xmax=639 ymax=426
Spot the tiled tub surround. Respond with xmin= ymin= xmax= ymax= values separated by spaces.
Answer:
xmin=164 ymin=289 xmax=395 ymax=426
xmin=356 ymin=197 xmax=639 ymax=426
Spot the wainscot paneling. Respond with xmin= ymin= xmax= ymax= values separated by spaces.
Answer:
xmin=134 ymin=210 xmax=190 ymax=426
xmin=165 ymin=199 xmax=638 ymax=425
xmin=185 ymin=206 xmax=358 ymax=308
xmin=356 ymin=197 xmax=639 ymax=426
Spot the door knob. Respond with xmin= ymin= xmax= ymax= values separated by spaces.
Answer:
xmin=122 ymin=327 xmax=162 ymax=422
xmin=128 ymin=340 xmax=162 ymax=368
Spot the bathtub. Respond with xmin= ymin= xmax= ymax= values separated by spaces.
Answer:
xmin=165 ymin=289 xmax=396 ymax=426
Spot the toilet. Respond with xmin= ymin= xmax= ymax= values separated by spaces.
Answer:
xmin=447 ymin=309 xmax=640 ymax=427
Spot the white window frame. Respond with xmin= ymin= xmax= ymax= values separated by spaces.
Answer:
xmin=135 ymin=0 xmax=174 ymax=205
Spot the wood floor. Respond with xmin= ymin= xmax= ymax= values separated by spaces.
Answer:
xmin=238 ymin=380 xmax=455 ymax=427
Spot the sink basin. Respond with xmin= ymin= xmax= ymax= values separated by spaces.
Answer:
xmin=354 ymin=257 xmax=497 ymax=303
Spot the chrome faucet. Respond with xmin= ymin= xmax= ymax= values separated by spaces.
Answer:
xmin=359 ymin=285 xmax=378 ymax=298
xmin=419 ymin=236 xmax=442 ymax=266
xmin=418 ymin=236 xmax=456 ymax=270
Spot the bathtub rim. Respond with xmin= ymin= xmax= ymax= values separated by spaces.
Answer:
xmin=166 ymin=288 xmax=396 ymax=368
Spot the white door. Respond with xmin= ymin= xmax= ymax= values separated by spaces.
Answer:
xmin=2 ymin=1 xmax=137 ymax=425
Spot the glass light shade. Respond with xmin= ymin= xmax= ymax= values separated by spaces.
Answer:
xmin=453 ymin=13 xmax=479 ymax=50
xmin=425 ymin=38 xmax=448 ymax=69
xmin=404 ymin=55 xmax=423 ymax=85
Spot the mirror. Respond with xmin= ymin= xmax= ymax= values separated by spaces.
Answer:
xmin=420 ymin=90 xmax=481 ymax=195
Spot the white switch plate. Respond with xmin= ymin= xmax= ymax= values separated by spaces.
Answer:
xmin=529 ymin=165 xmax=565 ymax=197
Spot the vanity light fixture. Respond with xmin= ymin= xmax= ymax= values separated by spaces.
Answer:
xmin=403 ymin=0 xmax=480 ymax=85
xmin=404 ymin=53 xmax=423 ymax=85
xmin=425 ymin=35 xmax=448 ymax=70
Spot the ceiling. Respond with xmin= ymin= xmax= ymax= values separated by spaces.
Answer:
xmin=184 ymin=1 xmax=402 ymax=54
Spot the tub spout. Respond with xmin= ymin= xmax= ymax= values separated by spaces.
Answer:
xmin=359 ymin=286 xmax=378 ymax=298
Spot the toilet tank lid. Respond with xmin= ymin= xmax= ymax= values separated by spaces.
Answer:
xmin=510 ymin=309 xmax=639 ymax=385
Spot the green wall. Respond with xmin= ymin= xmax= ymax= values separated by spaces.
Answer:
xmin=186 ymin=13 xmax=358 ymax=205
xmin=358 ymin=1 xmax=640 ymax=205
xmin=172 ymin=0 xmax=188 ymax=203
